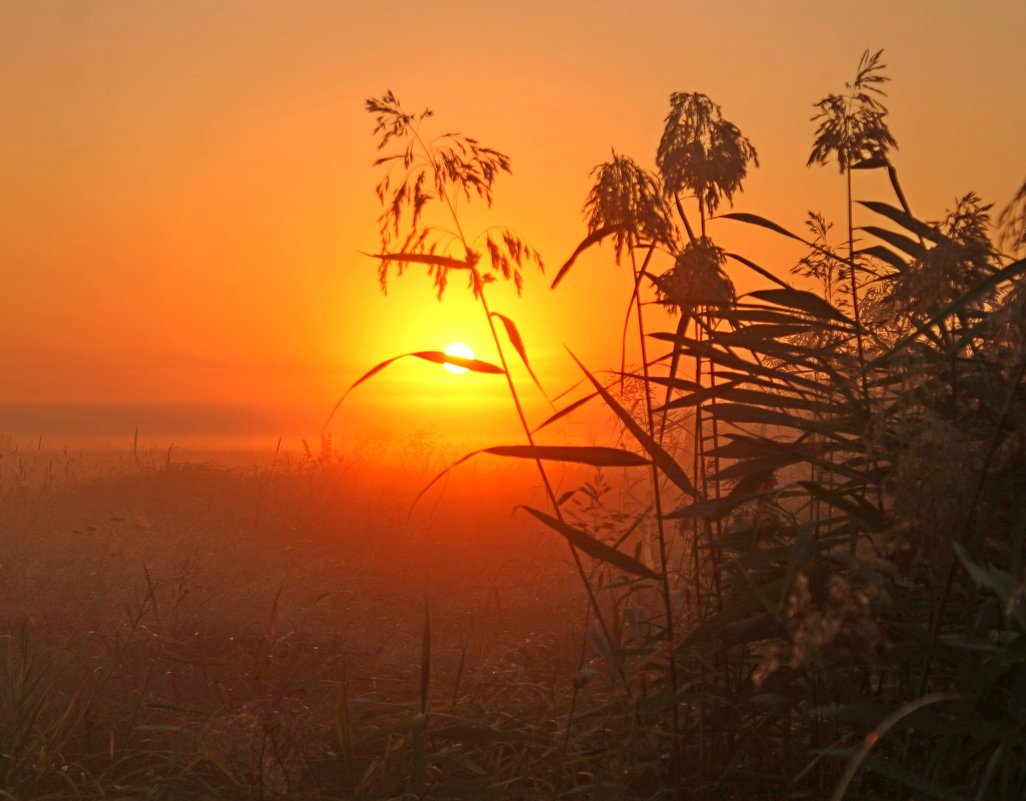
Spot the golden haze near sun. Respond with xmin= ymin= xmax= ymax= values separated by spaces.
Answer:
xmin=0 ymin=3 xmax=1023 ymax=448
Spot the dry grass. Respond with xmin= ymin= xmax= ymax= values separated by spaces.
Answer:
xmin=0 ymin=443 xmax=594 ymax=799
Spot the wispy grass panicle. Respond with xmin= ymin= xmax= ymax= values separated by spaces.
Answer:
xmin=808 ymin=48 xmax=898 ymax=410
xmin=365 ymin=91 xmax=541 ymax=298
xmin=583 ymin=153 xmax=676 ymax=261
xmin=655 ymin=237 xmax=734 ymax=313
xmin=657 ymin=92 xmax=758 ymax=233
xmin=808 ymin=48 xmax=897 ymax=172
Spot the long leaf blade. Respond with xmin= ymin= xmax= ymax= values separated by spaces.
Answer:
xmin=491 ymin=312 xmax=548 ymax=400
xmin=363 ymin=251 xmax=471 ymax=269
xmin=569 ymin=350 xmax=698 ymax=498
xmin=551 ymin=224 xmax=621 ymax=288
xmin=719 ymin=212 xmax=806 ymax=242
xmin=481 ymin=444 xmax=650 ymax=467
xmin=858 ymin=200 xmax=947 ymax=244
xmin=521 ymin=506 xmax=659 ymax=580
xmin=749 ymin=288 xmax=853 ymax=325
xmin=725 ymin=252 xmax=792 ymax=289
xmin=411 ymin=444 xmax=650 ymax=512
xmin=860 ymin=226 xmax=927 ymax=259
xmin=531 ymin=392 xmax=599 ymax=434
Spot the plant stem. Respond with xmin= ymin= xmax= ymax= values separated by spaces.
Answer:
xmin=409 ymin=122 xmax=633 ymax=696
xmin=846 ymin=166 xmax=871 ymax=414
xmin=628 ymin=246 xmax=681 ymax=763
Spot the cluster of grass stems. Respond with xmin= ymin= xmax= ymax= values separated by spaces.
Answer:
xmin=5 ymin=50 xmax=1026 ymax=799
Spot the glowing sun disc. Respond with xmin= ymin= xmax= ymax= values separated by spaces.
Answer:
xmin=443 ymin=342 xmax=474 ymax=374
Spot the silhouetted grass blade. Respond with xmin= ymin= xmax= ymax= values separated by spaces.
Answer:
xmin=324 ymin=350 xmax=505 ymax=428
xmin=664 ymin=493 xmax=751 ymax=521
xmin=569 ymin=350 xmax=698 ymax=498
xmin=858 ymin=200 xmax=948 ymax=244
xmin=860 ymin=225 xmax=927 ymax=259
xmin=411 ymin=351 xmax=505 ymax=373
xmin=481 ymin=445 xmax=650 ymax=467
xmin=490 ymin=312 xmax=548 ymax=400
xmin=797 ymin=480 xmax=885 ymax=530
xmin=657 ymin=380 xmax=744 ymax=411
xmin=411 ymin=444 xmax=650 ymax=512
xmin=551 ymin=224 xmax=620 ymax=288
xmin=531 ymin=392 xmax=599 ymax=434
xmin=363 ymin=251 xmax=472 ymax=269
xmin=521 ymin=506 xmax=659 ymax=580
xmin=719 ymin=212 xmax=806 ymax=242
xmin=749 ymin=288 xmax=853 ymax=325
xmin=856 ymin=244 xmax=908 ymax=273
xmin=725 ymin=252 xmax=792 ymax=289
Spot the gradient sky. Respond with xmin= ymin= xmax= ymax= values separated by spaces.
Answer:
xmin=2 ymin=1 xmax=1024 ymax=447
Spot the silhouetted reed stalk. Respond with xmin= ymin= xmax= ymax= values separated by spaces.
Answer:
xmin=557 ymin=94 xmax=759 ymax=771
xmin=362 ymin=93 xmax=632 ymax=696
xmin=627 ymin=243 xmax=681 ymax=742
xmin=555 ymin=153 xmax=690 ymax=768
xmin=809 ymin=49 xmax=896 ymax=416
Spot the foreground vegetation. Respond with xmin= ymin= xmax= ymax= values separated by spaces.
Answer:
xmin=1 ymin=440 xmax=588 ymax=800
xmin=5 ymin=49 xmax=1026 ymax=800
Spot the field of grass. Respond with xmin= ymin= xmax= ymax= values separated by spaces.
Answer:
xmin=6 ymin=50 xmax=1026 ymax=801
xmin=2 ymin=439 xmax=621 ymax=799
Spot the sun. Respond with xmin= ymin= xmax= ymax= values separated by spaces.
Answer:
xmin=443 ymin=342 xmax=474 ymax=374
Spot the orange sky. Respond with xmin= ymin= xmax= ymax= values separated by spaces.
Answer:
xmin=2 ymin=1 xmax=1024 ymax=448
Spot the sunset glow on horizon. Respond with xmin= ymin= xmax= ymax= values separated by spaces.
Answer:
xmin=2 ymin=1 xmax=1024 ymax=450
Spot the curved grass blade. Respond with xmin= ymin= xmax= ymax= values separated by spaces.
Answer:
xmin=412 ymin=350 xmax=505 ymax=373
xmin=482 ymin=444 xmax=650 ymax=466
xmin=712 ymin=402 xmax=829 ymax=432
xmin=711 ymin=323 xmax=818 ymax=346
xmin=859 ymin=200 xmax=947 ymax=244
xmin=569 ymin=349 xmax=698 ymax=498
xmin=721 ymin=212 xmax=848 ymax=266
xmin=325 ymin=350 xmax=505 ymax=427
xmin=860 ymin=225 xmax=927 ymax=259
xmin=725 ymin=252 xmax=792 ymax=289
xmin=551 ymin=224 xmax=621 ymax=288
xmin=362 ymin=251 xmax=472 ymax=269
xmin=828 ymin=693 xmax=962 ymax=801
xmin=657 ymin=380 xmax=744 ymax=412
xmin=664 ymin=492 xmax=757 ymax=521
xmin=521 ymin=506 xmax=659 ymax=580
xmin=886 ymin=163 xmax=913 ymax=216
xmin=491 ymin=312 xmax=549 ymax=402
xmin=797 ymin=480 xmax=885 ymax=530
xmin=412 ymin=444 xmax=650 ymax=512
xmin=748 ymin=288 xmax=853 ymax=325
xmin=720 ymin=306 xmax=820 ymax=326
xmin=719 ymin=212 xmax=806 ymax=242
xmin=531 ymin=391 xmax=598 ymax=434
xmin=623 ymin=372 xmax=701 ymax=393
xmin=856 ymin=244 xmax=908 ymax=273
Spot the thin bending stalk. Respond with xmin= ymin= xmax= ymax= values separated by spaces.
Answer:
xmin=417 ymin=125 xmax=632 ymax=695
xmin=628 ymin=246 xmax=681 ymax=750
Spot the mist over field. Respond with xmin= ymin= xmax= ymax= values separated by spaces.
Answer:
xmin=4 ymin=2 xmax=1026 ymax=799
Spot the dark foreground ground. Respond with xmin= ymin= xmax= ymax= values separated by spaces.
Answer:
xmin=1 ymin=446 xmax=604 ymax=799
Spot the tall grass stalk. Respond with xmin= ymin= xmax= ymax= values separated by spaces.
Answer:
xmin=808 ymin=48 xmax=896 ymax=413
xmin=362 ymin=93 xmax=633 ymax=695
